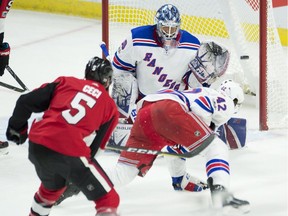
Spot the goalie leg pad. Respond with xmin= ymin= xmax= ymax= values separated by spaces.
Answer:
xmin=108 ymin=122 xmax=133 ymax=147
xmin=217 ymin=118 xmax=247 ymax=150
xmin=111 ymin=72 xmax=138 ymax=118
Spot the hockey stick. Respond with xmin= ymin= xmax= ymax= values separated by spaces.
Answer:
xmin=6 ymin=65 xmax=29 ymax=91
xmin=0 ymin=81 xmax=26 ymax=92
xmin=106 ymin=134 xmax=215 ymax=158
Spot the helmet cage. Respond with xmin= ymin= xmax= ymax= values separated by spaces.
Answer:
xmin=157 ymin=21 xmax=180 ymax=40
xmin=155 ymin=4 xmax=181 ymax=42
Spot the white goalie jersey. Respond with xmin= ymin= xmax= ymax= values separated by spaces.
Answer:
xmin=112 ymin=25 xmax=201 ymax=97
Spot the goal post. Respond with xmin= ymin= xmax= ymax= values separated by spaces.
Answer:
xmin=102 ymin=0 xmax=109 ymax=56
xmin=260 ymin=0 xmax=268 ymax=130
xmin=102 ymin=0 xmax=288 ymax=130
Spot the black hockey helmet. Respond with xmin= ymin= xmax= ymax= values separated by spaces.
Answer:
xmin=85 ymin=56 xmax=113 ymax=88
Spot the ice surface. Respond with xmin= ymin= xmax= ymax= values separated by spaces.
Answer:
xmin=0 ymin=10 xmax=287 ymax=216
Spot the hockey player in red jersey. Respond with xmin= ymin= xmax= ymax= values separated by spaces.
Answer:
xmin=6 ymin=57 xmax=120 ymax=216
xmin=0 ymin=0 xmax=14 ymax=154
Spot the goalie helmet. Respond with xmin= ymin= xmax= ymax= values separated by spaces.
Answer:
xmin=85 ymin=56 xmax=113 ymax=89
xmin=154 ymin=4 xmax=181 ymax=50
xmin=189 ymin=41 xmax=230 ymax=87
xmin=218 ymin=79 xmax=244 ymax=113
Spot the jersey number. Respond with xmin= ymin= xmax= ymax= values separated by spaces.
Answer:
xmin=216 ymin=97 xmax=227 ymax=111
xmin=62 ymin=92 xmax=96 ymax=124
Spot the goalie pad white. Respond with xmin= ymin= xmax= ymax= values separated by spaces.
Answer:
xmin=108 ymin=122 xmax=133 ymax=147
xmin=188 ymin=41 xmax=230 ymax=86
xmin=111 ymin=72 xmax=138 ymax=118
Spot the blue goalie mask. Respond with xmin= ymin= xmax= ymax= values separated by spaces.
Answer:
xmin=154 ymin=4 xmax=181 ymax=50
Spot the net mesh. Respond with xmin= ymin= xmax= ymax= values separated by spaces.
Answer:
xmin=108 ymin=0 xmax=288 ymax=129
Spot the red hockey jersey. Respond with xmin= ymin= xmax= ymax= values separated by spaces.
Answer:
xmin=9 ymin=76 xmax=119 ymax=157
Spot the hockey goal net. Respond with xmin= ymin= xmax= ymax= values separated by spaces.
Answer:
xmin=102 ymin=0 xmax=288 ymax=130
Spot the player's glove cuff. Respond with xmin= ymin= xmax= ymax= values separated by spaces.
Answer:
xmin=0 ymin=42 xmax=10 ymax=76
xmin=6 ymin=123 xmax=28 ymax=145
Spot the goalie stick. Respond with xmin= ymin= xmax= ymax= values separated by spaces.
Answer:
xmin=99 ymin=42 xmax=111 ymax=62
xmin=106 ymin=134 xmax=215 ymax=158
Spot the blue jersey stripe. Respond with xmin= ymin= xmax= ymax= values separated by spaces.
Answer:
xmin=158 ymin=89 xmax=191 ymax=111
xmin=207 ymin=167 xmax=230 ymax=176
xmin=133 ymin=42 xmax=159 ymax=47
xmin=194 ymin=96 xmax=214 ymax=113
xmin=206 ymin=159 xmax=229 ymax=166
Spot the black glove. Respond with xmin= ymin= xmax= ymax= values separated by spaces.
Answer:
xmin=0 ymin=42 xmax=10 ymax=76
xmin=6 ymin=124 xmax=28 ymax=145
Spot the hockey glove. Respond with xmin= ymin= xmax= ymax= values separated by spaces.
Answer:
xmin=6 ymin=124 xmax=28 ymax=145
xmin=0 ymin=42 xmax=10 ymax=76
xmin=172 ymin=172 xmax=208 ymax=192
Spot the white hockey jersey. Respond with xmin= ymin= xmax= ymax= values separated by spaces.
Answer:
xmin=137 ymin=87 xmax=235 ymax=127
xmin=112 ymin=25 xmax=200 ymax=98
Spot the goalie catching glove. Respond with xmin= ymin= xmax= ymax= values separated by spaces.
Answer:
xmin=188 ymin=41 xmax=230 ymax=87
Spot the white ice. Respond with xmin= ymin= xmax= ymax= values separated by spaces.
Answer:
xmin=0 ymin=10 xmax=287 ymax=216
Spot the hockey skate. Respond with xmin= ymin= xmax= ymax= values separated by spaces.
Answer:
xmin=207 ymin=177 xmax=250 ymax=215
xmin=0 ymin=141 xmax=9 ymax=155
xmin=172 ymin=172 xmax=208 ymax=192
